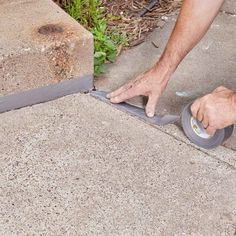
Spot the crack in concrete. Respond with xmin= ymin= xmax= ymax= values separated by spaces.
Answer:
xmin=220 ymin=10 xmax=236 ymax=16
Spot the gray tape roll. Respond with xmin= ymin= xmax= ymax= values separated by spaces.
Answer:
xmin=181 ymin=103 xmax=234 ymax=149
xmin=223 ymin=124 xmax=234 ymax=142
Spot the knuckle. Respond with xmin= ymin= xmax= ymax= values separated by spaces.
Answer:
xmin=202 ymin=98 xmax=213 ymax=110
xmin=215 ymin=86 xmax=226 ymax=92
xmin=125 ymin=83 xmax=134 ymax=90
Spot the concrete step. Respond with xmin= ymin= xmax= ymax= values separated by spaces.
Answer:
xmin=0 ymin=0 xmax=94 ymax=112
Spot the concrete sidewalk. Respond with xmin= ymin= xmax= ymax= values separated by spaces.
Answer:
xmin=0 ymin=1 xmax=236 ymax=235
xmin=0 ymin=94 xmax=236 ymax=235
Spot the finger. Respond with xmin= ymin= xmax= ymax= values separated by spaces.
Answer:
xmin=106 ymin=83 xmax=131 ymax=99
xmin=197 ymin=108 xmax=204 ymax=123
xmin=110 ymin=87 xmax=139 ymax=104
xmin=206 ymin=126 xmax=216 ymax=136
xmin=191 ymin=99 xmax=201 ymax=118
xmin=202 ymin=115 xmax=209 ymax=129
xmin=145 ymin=95 xmax=159 ymax=118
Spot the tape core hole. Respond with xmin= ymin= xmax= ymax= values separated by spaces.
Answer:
xmin=190 ymin=117 xmax=211 ymax=139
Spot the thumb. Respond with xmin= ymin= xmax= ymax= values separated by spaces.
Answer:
xmin=145 ymin=95 xmax=159 ymax=118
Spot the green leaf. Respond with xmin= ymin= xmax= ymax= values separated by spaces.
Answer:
xmin=107 ymin=50 xmax=117 ymax=62
xmin=65 ymin=0 xmax=128 ymax=76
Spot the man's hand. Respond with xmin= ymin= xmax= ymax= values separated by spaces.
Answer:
xmin=107 ymin=64 xmax=171 ymax=117
xmin=191 ymin=86 xmax=236 ymax=135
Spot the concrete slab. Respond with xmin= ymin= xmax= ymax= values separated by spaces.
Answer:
xmin=95 ymin=11 xmax=236 ymax=150
xmin=0 ymin=93 xmax=236 ymax=235
xmin=0 ymin=0 xmax=93 ymax=111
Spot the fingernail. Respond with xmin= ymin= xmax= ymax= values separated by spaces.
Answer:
xmin=110 ymin=98 xmax=117 ymax=103
xmin=147 ymin=112 xmax=154 ymax=118
xmin=106 ymin=94 xmax=111 ymax=98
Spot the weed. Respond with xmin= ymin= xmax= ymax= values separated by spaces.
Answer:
xmin=65 ymin=0 xmax=127 ymax=76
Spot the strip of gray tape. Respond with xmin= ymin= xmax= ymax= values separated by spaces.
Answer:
xmin=90 ymin=90 xmax=180 ymax=126
xmin=0 ymin=74 xmax=93 ymax=113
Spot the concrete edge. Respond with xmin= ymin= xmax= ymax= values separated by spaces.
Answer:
xmin=0 ymin=75 xmax=93 ymax=113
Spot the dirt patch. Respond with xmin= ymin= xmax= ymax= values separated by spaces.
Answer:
xmin=38 ymin=24 xmax=64 ymax=35
xmin=47 ymin=44 xmax=73 ymax=82
xmin=103 ymin=0 xmax=181 ymax=46
xmin=54 ymin=0 xmax=182 ymax=47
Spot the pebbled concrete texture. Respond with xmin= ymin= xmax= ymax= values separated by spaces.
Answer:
xmin=0 ymin=0 xmax=93 ymax=96
xmin=0 ymin=93 xmax=236 ymax=235
xmin=95 ymin=11 xmax=236 ymax=150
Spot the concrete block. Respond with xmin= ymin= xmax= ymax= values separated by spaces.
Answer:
xmin=222 ymin=0 xmax=236 ymax=14
xmin=0 ymin=0 xmax=94 ymax=112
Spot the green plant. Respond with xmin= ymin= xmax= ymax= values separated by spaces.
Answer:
xmin=65 ymin=0 xmax=127 ymax=76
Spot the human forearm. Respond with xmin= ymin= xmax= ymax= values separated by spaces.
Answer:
xmin=157 ymin=0 xmax=225 ymax=74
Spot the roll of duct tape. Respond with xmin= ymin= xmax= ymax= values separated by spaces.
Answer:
xmin=181 ymin=103 xmax=234 ymax=149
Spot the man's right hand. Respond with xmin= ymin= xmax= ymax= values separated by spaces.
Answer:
xmin=106 ymin=63 xmax=171 ymax=118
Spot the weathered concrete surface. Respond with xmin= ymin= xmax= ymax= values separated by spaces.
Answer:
xmin=0 ymin=93 xmax=236 ymax=235
xmin=222 ymin=0 xmax=236 ymax=14
xmin=0 ymin=0 xmax=93 ymax=96
xmin=95 ymin=11 xmax=236 ymax=150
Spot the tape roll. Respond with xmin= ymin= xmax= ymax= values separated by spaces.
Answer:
xmin=223 ymin=124 xmax=234 ymax=142
xmin=181 ymin=103 xmax=234 ymax=149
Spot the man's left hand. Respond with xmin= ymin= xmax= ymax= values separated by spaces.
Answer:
xmin=191 ymin=86 xmax=236 ymax=135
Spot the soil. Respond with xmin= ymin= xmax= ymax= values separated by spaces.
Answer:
xmin=54 ymin=0 xmax=181 ymax=47
xmin=103 ymin=0 xmax=181 ymax=46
